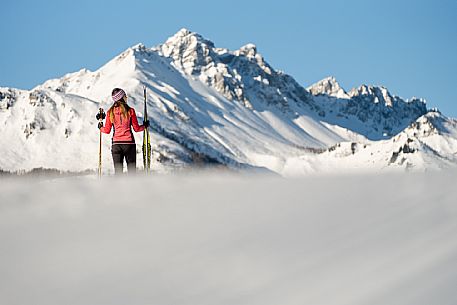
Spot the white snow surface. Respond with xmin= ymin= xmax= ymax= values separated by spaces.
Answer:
xmin=1 ymin=171 xmax=457 ymax=305
xmin=1 ymin=28 xmax=457 ymax=176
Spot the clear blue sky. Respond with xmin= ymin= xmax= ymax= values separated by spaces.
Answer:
xmin=2 ymin=0 xmax=456 ymax=117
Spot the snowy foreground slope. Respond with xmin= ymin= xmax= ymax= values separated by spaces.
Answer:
xmin=1 ymin=28 xmax=457 ymax=175
xmin=1 ymin=171 xmax=457 ymax=305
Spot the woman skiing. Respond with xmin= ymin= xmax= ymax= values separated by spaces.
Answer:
xmin=97 ymin=88 xmax=149 ymax=174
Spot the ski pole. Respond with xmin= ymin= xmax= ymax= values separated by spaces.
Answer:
xmin=97 ymin=108 xmax=105 ymax=178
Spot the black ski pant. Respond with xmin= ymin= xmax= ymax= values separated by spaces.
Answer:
xmin=111 ymin=144 xmax=136 ymax=174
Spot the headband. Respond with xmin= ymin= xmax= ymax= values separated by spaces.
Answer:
xmin=112 ymin=89 xmax=126 ymax=102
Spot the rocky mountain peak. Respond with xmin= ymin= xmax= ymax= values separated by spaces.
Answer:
xmin=160 ymin=28 xmax=214 ymax=56
xmin=159 ymin=28 xmax=217 ymax=75
xmin=349 ymin=84 xmax=395 ymax=107
xmin=236 ymin=43 xmax=258 ymax=58
xmin=307 ymin=76 xmax=348 ymax=98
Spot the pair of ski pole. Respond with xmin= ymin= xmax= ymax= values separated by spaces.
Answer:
xmin=97 ymin=108 xmax=105 ymax=178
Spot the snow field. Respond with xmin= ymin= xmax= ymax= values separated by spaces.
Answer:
xmin=1 ymin=170 xmax=457 ymax=305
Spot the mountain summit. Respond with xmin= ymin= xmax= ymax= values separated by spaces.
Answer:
xmin=0 ymin=29 xmax=456 ymax=175
xmin=308 ymin=76 xmax=348 ymax=98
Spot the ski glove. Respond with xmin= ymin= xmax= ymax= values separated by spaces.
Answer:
xmin=98 ymin=122 xmax=103 ymax=129
xmin=96 ymin=112 xmax=106 ymax=120
xmin=143 ymin=120 xmax=150 ymax=128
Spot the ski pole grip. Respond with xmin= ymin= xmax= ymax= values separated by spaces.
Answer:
xmin=97 ymin=108 xmax=105 ymax=121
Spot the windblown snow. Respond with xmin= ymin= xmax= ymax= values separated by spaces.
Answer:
xmin=0 ymin=28 xmax=456 ymax=175
xmin=1 ymin=171 xmax=457 ymax=305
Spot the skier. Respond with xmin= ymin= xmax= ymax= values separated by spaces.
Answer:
xmin=97 ymin=88 xmax=149 ymax=174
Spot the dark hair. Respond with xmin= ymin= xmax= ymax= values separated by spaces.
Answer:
xmin=112 ymin=88 xmax=122 ymax=96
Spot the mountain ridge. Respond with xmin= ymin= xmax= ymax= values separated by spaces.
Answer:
xmin=1 ymin=28 xmax=456 ymax=175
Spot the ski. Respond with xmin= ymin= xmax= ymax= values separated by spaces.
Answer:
xmin=142 ymin=87 xmax=151 ymax=173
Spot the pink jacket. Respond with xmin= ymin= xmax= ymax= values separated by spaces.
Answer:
xmin=101 ymin=107 xmax=145 ymax=144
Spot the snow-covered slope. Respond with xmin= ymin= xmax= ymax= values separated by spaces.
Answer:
xmin=282 ymin=111 xmax=457 ymax=176
xmin=2 ymin=171 xmax=457 ymax=305
xmin=0 ymin=88 xmax=102 ymax=172
xmin=1 ymin=28 xmax=456 ymax=175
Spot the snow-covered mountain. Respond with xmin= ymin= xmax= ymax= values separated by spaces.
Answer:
xmin=283 ymin=110 xmax=457 ymax=175
xmin=1 ymin=28 xmax=456 ymax=175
